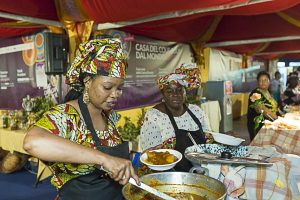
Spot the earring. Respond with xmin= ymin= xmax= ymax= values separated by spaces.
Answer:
xmin=83 ymin=89 xmax=90 ymax=104
xmin=161 ymin=98 xmax=165 ymax=102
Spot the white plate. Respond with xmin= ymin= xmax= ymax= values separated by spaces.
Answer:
xmin=140 ymin=149 xmax=182 ymax=171
xmin=209 ymin=132 xmax=245 ymax=146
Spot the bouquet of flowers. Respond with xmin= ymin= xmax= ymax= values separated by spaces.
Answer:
xmin=249 ymin=93 xmax=271 ymax=130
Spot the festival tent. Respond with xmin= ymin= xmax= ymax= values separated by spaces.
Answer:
xmin=0 ymin=0 xmax=300 ymax=59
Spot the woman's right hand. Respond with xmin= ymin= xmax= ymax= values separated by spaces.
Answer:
xmin=100 ymin=155 xmax=139 ymax=186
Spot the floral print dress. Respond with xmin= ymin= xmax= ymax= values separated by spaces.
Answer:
xmin=34 ymin=104 xmax=122 ymax=190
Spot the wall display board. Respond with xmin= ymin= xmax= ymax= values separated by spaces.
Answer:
xmin=99 ymin=30 xmax=195 ymax=110
xmin=1 ymin=30 xmax=194 ymax=110
xmin=0 ymin=32 xmax=62 ymax=109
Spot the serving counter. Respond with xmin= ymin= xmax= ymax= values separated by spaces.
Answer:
xmin=251 ymin=127 xmax=300 ymax=156
xmin=0 ymin=128 xmax=52 ymax=182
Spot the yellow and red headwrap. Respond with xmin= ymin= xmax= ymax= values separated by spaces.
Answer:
xmin=157 ymin=63 xmax=201 ymax=90
xmin=65 ymin=38 xmax=127 ymax=92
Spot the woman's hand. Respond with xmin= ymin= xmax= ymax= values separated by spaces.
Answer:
xmin=101 ymin=155 xmax=139 ymax=185
xmin=255 ymin=104 xmax=278 ymax=121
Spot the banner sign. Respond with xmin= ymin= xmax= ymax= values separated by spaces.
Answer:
xmin=99 ymin=30 xmax=195 ymax=110
xmin=0 ymin=32 xmax=60 ymax=109
xmin=0 ymin=30 xmax=194 ymax=110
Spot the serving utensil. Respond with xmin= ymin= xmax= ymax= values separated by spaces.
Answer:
xmin=128 ymin=177 xmax=176 ymax=200
xmin=187 ymin=132 xmax=202 ymax=152
xmin=98 ymin=166 xmax=175 ymax=200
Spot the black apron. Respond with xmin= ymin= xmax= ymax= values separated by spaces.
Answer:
xmin=164 ymin=104 xmax=206 ymax=172
xmin=58 ymin=95 xmax=129 ymax=200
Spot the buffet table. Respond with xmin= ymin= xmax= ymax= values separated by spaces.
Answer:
xmin=246 ymin=110 xmax=300 ymax=199
xmin=0 ymin=128 xmax=27 ymax=154
xmin=251 ymin=127 xmax=300 ymax=156
xmin=0 ymin=128 xmax=52 ymax=182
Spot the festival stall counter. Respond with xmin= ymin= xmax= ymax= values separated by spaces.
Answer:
xmin=184 ymin=104 xmax=300 ymax=199
xmin=251 ymin=106 xmax=300 ymax=155
xmin=0 ymin=128 xmax=53 ymax=182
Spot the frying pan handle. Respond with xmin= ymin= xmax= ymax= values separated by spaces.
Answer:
xmin=189 ymin=166 xmax=209 ymax=176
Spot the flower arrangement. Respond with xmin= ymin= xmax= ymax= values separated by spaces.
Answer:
xmin=249 ymin=92 xmax=271 ymax=130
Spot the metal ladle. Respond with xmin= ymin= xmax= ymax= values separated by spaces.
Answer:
xmin=187 ymin=132 xmax=202 ymax=152
xmin=187 ymin=132 xmax=209 ymax=175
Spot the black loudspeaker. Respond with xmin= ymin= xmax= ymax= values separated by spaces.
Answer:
xmin=44 ymin=32 xmax=68 ymax=75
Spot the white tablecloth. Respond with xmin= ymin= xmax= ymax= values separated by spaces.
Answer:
xmin=201 ymin=101 xmax=221 ymax=132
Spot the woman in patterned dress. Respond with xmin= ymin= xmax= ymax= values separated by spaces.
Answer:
xmin=247 ymin=71 xmax=279 ymax=141
xmin=23 ymin=38 xmax=139 ymax=200
xmin=140 ymin=64 xmax=212 ymax=172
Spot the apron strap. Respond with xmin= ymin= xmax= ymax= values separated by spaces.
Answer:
xmin=164 ymin=103 xmax=179 ymax=131
xmin=78 ymin=95 xmax=129 ymax=159
xmin=186 ymin=108 xmax=205 ymax=135
xmin=78 ymin=95 xmax=102 ymax=149
xmin=164 ymin=103 xmax=204 ymax=135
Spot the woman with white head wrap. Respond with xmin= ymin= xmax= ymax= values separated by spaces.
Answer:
xmin=140 ymin=63 xmax=212 ymax=172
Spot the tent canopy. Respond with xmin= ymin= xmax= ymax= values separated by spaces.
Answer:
xmin=1 ymin=0 xmax=300 ymax=59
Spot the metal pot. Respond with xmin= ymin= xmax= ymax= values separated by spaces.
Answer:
xmin=122 ymin=172 xmax=226 ymax=200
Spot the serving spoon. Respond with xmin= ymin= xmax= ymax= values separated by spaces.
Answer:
xmin=187 ymin=132 xmax=202 ymax=152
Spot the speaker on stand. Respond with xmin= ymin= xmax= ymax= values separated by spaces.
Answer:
xmin=43 ymin=32 xmax=68 ymax=102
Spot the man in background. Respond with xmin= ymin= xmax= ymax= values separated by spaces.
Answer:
xmin=270 ymin=71 xmax=283 ymax=104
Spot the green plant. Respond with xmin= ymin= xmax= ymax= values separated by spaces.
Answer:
xmin=118 ymin=108 xmax=146 ymax=141
xmin=31 ymin=96 xmax=54 ymax=121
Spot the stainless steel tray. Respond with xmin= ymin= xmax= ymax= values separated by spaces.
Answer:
xmin=185 ymin=152 xmax=273 ymax=166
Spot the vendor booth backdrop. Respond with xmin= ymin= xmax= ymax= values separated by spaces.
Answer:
xmin=0 ymin=30 xmax=194 ymax=111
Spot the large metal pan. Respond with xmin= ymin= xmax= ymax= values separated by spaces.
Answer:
xmin=122 ymin=172 xmax=226 ymax=200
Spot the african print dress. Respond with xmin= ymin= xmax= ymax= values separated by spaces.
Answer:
xmin=34 ymin=104 xmax=122 ymax=190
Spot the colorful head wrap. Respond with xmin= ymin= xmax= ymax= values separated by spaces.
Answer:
xmin=65 ymin=38 xmax=127 ymax=92
xmin=157 ymin=63 xmax=201 ymax=90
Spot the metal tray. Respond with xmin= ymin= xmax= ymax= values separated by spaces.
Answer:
xmin=185 ymin=152 xmax=273 ymax=166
